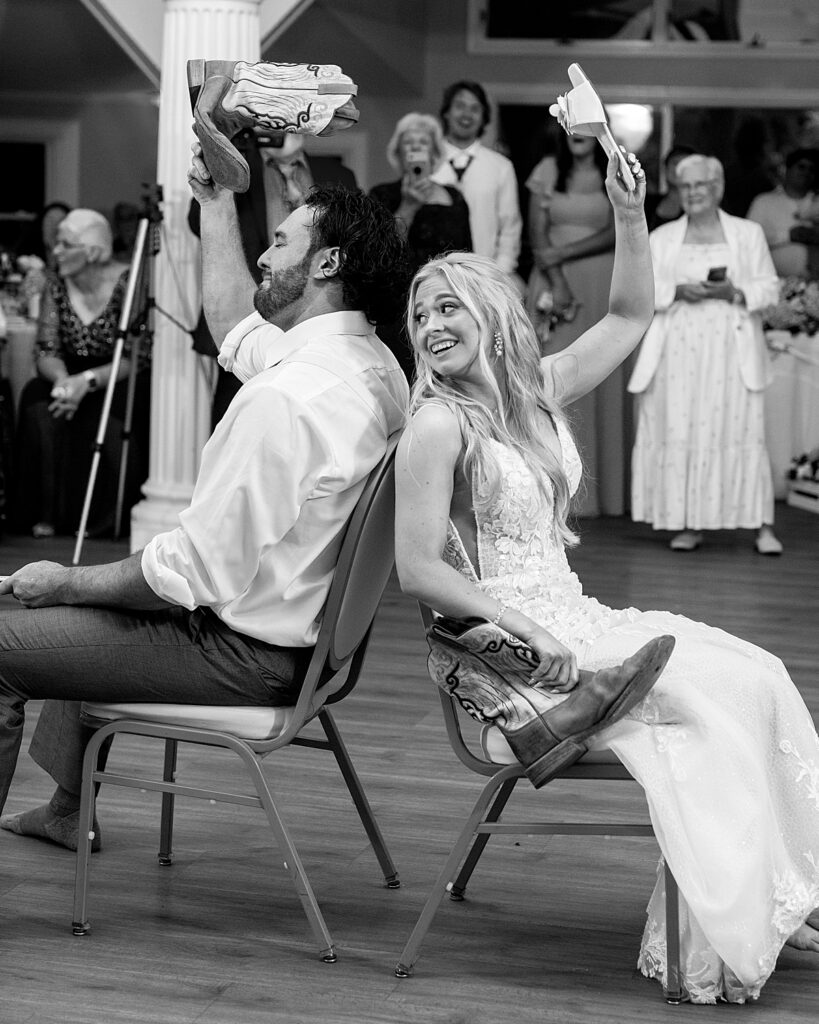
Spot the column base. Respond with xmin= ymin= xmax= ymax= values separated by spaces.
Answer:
xmin=129 ymin=489 xmax=192 ymax=553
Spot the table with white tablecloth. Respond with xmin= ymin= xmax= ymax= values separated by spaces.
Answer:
xmin=765 ymin=331 xmax=819 ymax=499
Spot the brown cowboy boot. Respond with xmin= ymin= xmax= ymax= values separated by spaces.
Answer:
xmin=427 ymin=622 xmax=674 ymax=788
xmin=187 ymin=58 xmax=359 ymax=192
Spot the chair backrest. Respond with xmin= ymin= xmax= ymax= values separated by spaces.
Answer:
xmin=307 ymin=432 xmax=400 ymax=696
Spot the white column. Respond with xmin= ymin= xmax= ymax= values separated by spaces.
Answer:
xmin=130 ymin=0 xmax=261 ymax=550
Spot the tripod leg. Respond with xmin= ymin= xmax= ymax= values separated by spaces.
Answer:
xmin=73 ymin=218 xmax=150 ymax=565
xmin=113 ymin=335 xmax=143 ymax=540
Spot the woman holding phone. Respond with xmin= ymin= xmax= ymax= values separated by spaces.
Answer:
xmin=370 ymin=113 xmax=472 ymax=378
xmin=629 ymin=154 xmax=783 ymax=554
xmin=370 ymin=113 xmax=472 ymax=273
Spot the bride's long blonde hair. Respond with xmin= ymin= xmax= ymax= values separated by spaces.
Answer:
xmin=406 ymin=253 xmax=579 ymax=547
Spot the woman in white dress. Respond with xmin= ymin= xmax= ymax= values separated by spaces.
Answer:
xmin=628 ymin=154 xmax=782 ymax=554
xmin=394 ymin=150 xmax=819 ymax=1003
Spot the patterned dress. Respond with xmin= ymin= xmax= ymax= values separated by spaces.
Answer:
xmin=631 ymin=243 xmax=775 ymax=530
xmin=443 ymin=420 xmax=819 ymax=1003
xmin=13 ymin=271 xmax=151 ymax=535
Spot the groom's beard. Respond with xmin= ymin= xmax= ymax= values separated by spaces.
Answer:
xmin=254 ymin=250 xmax=313 ymax=321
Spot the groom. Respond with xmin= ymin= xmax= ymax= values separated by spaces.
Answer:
xmin=0 ymin=61 xmax=410 ymax=852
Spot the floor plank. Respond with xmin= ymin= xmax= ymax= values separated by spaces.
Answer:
xmin=1 ymin=504 xmax=818 ymax=1022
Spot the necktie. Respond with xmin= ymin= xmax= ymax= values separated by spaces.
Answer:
xmin=449 ymin=155 xmax=473 ymax=183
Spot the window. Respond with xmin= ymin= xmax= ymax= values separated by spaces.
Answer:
xmin=469 ymin=1 xmax=819 ymax=53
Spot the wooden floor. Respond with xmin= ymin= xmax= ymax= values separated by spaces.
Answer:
xmin=1 ymin=506 xmax=818 ymax=1023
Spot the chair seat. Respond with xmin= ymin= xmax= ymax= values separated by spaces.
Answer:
xmin=82 ymin=672 xmax=350 ymax=742
xmin=82 ymin=702 xmax=297 ymax=741
xmin=479 ymin=725 xmax=621 ymax=767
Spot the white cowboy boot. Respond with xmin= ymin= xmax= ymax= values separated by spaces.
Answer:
xmin=187 ymin=58 xmax=359 ymax=192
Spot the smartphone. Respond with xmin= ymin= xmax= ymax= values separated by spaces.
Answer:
xmin=406 ymin=149 xmax=431 ymax=180
xmin=707 ymin=266 xmax=727 ymax=282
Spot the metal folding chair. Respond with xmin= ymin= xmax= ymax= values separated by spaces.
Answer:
xmin=395 ymin=604 xmax=684 ymax=1003
xmin=72 ymin=434 xmax=401 ymax=963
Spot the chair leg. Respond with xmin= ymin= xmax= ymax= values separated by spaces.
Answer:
xmin=448 ymin=776 xmax=518 ymax=901
xmin=395 ymin=768 xmax=517 ymax=977
xmin=158 ymin=739 xmax=178 ymax=867
xmin=239 ymin=748 xmax=338 ymax=962
xmin=664 ymin=861 xmax=683 ymax=1003
xmin=72 ymin=728 xmax=109 ymax=936
xmin=318 ymin=709 xmax=399 ymax=887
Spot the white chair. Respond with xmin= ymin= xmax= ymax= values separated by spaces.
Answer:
xmin=394 ymin=604 xmax=683 ymax=1003
xmin=72 ymin=435 xmax=401 ymax=963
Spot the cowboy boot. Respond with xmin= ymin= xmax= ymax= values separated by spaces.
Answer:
xmin=427 ymin=626 xmax=674 ymax=789
xmin=429 ymin=616 xmax=660 ymax=693
xmin=187 ymin=58 xmax=359 ymax=193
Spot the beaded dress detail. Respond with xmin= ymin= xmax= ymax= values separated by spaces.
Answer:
xmin=442 ymin=419 xmax=819 ymax=1004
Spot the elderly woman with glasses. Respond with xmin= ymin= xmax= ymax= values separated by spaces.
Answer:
xmin=629 ymin=154 xmax=782 ymax=555
xmin=14 ymin=209 xmax=151 ymax=539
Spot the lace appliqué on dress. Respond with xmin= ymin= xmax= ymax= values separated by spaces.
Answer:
xmin=779 ymin=739 xmax=819 ymax=811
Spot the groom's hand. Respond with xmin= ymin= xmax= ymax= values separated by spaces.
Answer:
xmin=0 ymin=561 xmax=70 ymax=608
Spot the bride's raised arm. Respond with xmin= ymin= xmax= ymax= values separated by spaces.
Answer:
xmin=541 ymin=150 xmax=652 ymax=406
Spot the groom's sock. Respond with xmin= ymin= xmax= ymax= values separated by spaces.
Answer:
xmin=0 ymin=786 xmax=101 ymax=851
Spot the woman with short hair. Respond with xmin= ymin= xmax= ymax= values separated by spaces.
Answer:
xmin=629 ymin=154 xmax=782 ymax=554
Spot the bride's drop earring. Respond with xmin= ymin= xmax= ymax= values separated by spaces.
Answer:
xmin=493 ymin=330 xmax=503 ymax=357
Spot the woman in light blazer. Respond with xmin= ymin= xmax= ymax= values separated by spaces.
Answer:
xmin=629 ymin=154 xmax=781 ymax=554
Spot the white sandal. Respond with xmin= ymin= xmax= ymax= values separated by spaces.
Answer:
xmin=549 ymin=63 xmax=636 ymax=191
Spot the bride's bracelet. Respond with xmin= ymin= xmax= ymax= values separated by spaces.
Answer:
xmin=491 ymin=602 xmax=508 ymax=627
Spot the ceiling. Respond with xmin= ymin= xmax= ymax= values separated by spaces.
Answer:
xmin=0 ymin=0 xmax=153 ymax=98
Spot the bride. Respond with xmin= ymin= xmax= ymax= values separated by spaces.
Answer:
xmin=393 ymin=150 xmax=819 ymax=1003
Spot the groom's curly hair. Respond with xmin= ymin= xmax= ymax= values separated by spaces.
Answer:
xmin=306 ymin=185 xmax=411 ymax=325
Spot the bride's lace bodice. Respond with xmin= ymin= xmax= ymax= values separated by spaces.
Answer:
xmin=443 ymin=420 xmax=623 ymax=645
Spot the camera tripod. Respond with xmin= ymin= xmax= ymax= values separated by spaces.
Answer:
xmin=72 ymin=184 xmax=163 ymax=565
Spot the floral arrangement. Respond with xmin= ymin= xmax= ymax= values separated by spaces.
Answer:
xmin=761 ymin=276 xmax=819 ymax=337
xmin=788 ymin=451 xmax=819 ymax=483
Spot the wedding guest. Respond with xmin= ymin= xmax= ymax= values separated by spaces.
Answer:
xmin=431 ymin=80 xmax=521 ymax=277
xmin=747 ymin=148 xmax=819 ymax=279
xmin=629 ymin=155 xmax=782 ymax=554
xmin=15 ymin=201 xmax=71 ymax=269
xmin=370 ymin=112 xmax=472 ymax=378
xmin=524 ymin=128 xmax=626 ymax=516
xmin=645 ymin=144 xmax=695 ymax=231
xmin=13 ymin=209 xmax=151 ymax=538
xmin=371 ymin=113 xmax=472 ymax=273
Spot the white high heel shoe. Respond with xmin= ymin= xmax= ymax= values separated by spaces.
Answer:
xmin=549 ymin=63 xmax=636 ymax=191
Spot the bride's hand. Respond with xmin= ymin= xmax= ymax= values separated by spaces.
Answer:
xmin=605 ymin=148 xmax=646 ymax=210
xmin=526 ymin=627 xmax=579 ymax=691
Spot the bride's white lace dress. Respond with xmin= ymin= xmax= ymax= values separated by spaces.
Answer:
xmin=442 ymin=421 xmax=819 ymax=1003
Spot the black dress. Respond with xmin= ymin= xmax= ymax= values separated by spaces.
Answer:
xmin=13 ymin=271 xmax=151 ymax=536
xmin=369 ymin=181 xmax=472 ymax=273
xmin=369 ymin=181 xmax=473 ymax=379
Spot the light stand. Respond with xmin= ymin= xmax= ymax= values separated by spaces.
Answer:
xmin=72 ymin=184 xmax=162 ymax=566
